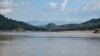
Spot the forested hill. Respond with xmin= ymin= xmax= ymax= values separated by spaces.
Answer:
xmin=0 ymin=14 xmax=46 ymax=31
xmin=81 ymin=18 xmax=100 ymax=30
xmin=39 ymin=18 xmax=100 ymax=31
xmin=0 ymin=14 xmax=100 ymax=31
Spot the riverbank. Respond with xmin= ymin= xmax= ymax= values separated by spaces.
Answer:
xmin=0 ymin=31 xmax=100 ymax=37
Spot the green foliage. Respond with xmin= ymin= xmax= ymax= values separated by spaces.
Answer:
xmin=0 ymin=14 xmax=100 ymax=31
xmin=43 ymin=18 xmax=100 ymax=31
xmin=81 ymin=18 xmax=100 ymax=30
xmin=0 ymin=14 xmax=46 ymax=31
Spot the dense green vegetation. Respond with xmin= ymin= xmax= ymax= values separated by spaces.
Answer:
xmin=0 ymin=14 xmax=100 ymax=31
xmin=0 ymin=14 xmax=46 ymax=31
xmin=41 ymin=18 xmax=100 ymax=31
xmin=81 ymin=18 xmax=100 ymax=30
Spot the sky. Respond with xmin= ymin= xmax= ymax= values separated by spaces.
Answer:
xmin=0 ymin=0 xmax=100 ymax=24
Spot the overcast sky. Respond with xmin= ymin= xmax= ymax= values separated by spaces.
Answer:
xmin=0 ymin=0 xmax=100 ymax=23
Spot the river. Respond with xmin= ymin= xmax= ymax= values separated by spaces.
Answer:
xmin=0 ymin=32 xmax=100 ymax=56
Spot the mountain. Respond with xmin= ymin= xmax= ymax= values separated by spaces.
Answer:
xmin=45 ymin=23 xmax=58 ymax=31
xmin=0 ymin=14 xmax=100 ymax=31
xmin=26 ymin=20 xmax=78 ymax=25
xmin=0 ymin=14 xmax=46 ymax=31
xmin=81 ymin=18 xmax=100 ymax=30
xmin=39 ymin=18 xmax=100 ymax=31
xmin=82 ymin=18 xmax=100 ymax=24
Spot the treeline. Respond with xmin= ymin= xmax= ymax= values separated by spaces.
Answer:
xmin=0 ymin=14 xmax=100 ymax=31
xmin=0 ymin=14 xmax=46 ymax=31
xmin=40 ymin=18 xmax=100 ymax=31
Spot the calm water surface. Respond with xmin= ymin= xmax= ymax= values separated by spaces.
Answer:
xmin=0 ymin=33 xmax=100 ymax=56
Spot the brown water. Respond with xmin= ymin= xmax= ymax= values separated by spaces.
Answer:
xmin=0 ymin=33 xmax=100 ymax=56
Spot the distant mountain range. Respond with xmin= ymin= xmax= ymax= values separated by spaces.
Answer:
xmin=26 ymin=20 xmax=79 ymax=25
xmin=0 ymin=14 xmax=46 ymax=31
xmin=39 ymin=18 xmax=100 ymax=31
xmin=0 ymin=14 xmax=100 ymax=31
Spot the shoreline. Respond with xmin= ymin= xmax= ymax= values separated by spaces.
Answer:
xmin=0 ymin=30 xmax=95 ymax=33
xmin=0 ymin=31 xmax=100 ymax=38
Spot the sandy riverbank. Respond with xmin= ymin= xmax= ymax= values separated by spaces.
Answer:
xmin=0 ymin=31 xmax=100 ymax=37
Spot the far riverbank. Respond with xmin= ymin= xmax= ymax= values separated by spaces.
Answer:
xmin=0 ymin=31 xmax=100 ymax=37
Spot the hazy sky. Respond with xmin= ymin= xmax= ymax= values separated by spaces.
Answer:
xmin=0 ymin=0 xmax=100 ymax=23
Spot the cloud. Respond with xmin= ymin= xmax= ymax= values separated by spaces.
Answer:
xmin=61 ymin=0 xmax=68 ymax=11
xmin=92 ymin=0 xmax=100 ymax=9
xmin=48 ymin=1 xmax=57 ymax=9
xmin=81 ymin=0 xmax=100 ymax=10
xmin=13 ymin=2 xmax=31 ymax=8
xmin=0 ymin=0 xmax=12 ymax=8
xmin=0 ymin=0 xmax=31 ymax=14
xmin=47 ymin=0 xmax=68 ymax=11
xmin=0 ymin=9 xmax=12 ymax=14
xmin=0 ymin=0 xmax=13 ymax=14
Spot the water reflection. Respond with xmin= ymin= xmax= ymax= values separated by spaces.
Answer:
xmin=0 ymin=35 xmax=100 ymax=56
